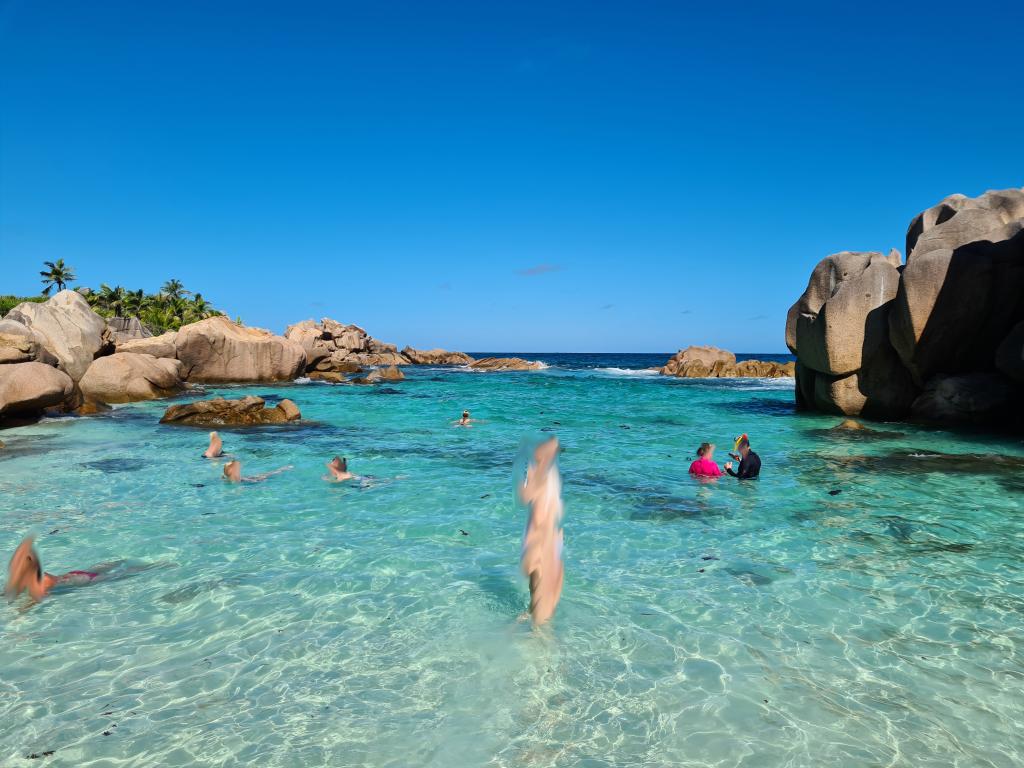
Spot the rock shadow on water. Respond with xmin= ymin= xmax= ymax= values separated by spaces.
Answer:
xmin=821 ymin=450 xmax=1024 ymax=493
xmin=713 ymin=397 xmax=796 ymax=417
xmin=472 ymin=570 xmax=526 ymax=615
xmin=160 ymin=576 xmax=243 ymax=604
xmin=79 ymin=457 xmax=149 ymax=473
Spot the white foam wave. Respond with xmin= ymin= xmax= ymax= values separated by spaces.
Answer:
xmin=595 ymin=367 xmax=659 ymax=377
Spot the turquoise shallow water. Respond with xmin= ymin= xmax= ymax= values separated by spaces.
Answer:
xmin=2 ymin=356 xmax=1023 ymax=767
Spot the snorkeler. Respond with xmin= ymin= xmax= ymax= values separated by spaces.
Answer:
xmin=5 ymin=537 xmax=102 ymax=602
xmin=725 ymin=433 xmax=761 ymax=479
xmin=203 ymin=431 xmax=223 ymax=458
xmin=324 ymin=456 xmax=355 ymax=482
xmin=519 ymin=436 xmax=565 ymax=627
xmin=222 ymin=460 xmax=293 ymax=484
xmin=688 ymin=442 xmax=723 ymax=477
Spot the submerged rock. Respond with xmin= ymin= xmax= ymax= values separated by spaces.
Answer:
xmin=79 ymin=352 xmax=185 ymax=404
xmin=469 ymin=357 xmax=544 ymax=371
xmin=401 ymin=347 xmax=475 ymax=365
xmin=159 ymin=395 xmax=301 ymax=426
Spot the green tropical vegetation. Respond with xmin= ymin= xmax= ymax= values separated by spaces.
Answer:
xmin=0 ymin=295 xmax=46 ymax=316
xmin=3 ymin=262 xmax=227 ymax=332
xmin=39 ymin=259 xmax=77 ymax=295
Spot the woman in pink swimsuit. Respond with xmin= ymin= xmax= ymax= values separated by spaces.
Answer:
xmin=5 ymin=537 xmax=102 ymax=602
xmin=689 ymin=442 xmax=723 ymax=478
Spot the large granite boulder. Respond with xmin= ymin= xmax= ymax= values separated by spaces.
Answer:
xmin=79 ymin=353 xmax=185 ymax=404
xmin=890 ymin=225 xmax=1024 ymax=383
xmin=159 ymin=395 xmax=301 ymax=426
xmin=734 ymin=360 xmax=796 ymax=378
xmin=469 ymin=357 xmax=545 ymax=371
xmin=285 ymin=318 xmax=408 ymax=370
xmin=0 ymin=319 xmax=58 ymax=366
xmin=0 ymin=362 xmax=75 ymax=418
xmin=117 ymin=332 xmax=178 ymax=359
xmin=4 ymin=290 xmax=111 ymax=381
xmin=788 ymin=187 xmax=1024 ymax=428
xmin=354 ymin=365 xmax=405 ymax=384
xmin=401 ymin=347 xmax=475 ymax=365
xmin=106 ymin=317 xmax=153 ymax=344
xmin=175 ymin=316 xmax=306 ymax=383
xmin=786 ymin=250 xmax=902 ymax=375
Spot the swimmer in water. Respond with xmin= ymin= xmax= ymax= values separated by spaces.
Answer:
xmin=454 ymin=409 xmax=473 ymax=427
xmin=223 ymin=460 xmax=293 ymax=484
xmin=203 ymin=431 xmax=223 ymax=458
xmin=5 ymin=537 xmax=103 ymax=603
xmin=688 ymin=442 xmax=723 ymax=478
xmin=324 ymin=456 xmax=355 ymax=482
xmin=725 ymin=433 xmax=761 ymax=479
xmin=519 ymin=436 xmax=564 ymax=627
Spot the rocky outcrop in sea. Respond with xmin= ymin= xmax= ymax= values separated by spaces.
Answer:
xmin=659 ymin=346 xmax=794 ymax=378
xmin=788 ymin=187 xmax=1024 ymax=428
xmin=159 ymin=395 xmax=301 ymax=426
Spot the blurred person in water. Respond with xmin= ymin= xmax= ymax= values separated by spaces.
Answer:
xmin=688 ymin=442 xmax=723 ymax=478
xmin=324 ymin=456 xmax=354 ymax=482
xmin=6 ymin=537 xmax=107 ymax=602
xmin=519 ymin=436 xmax=565 ymax=626
xmin=203 ymin=431 xmax=223 ymax=458
xmin=222 ymin=460 xmax=293 ymax=483
xmin=725 ymin=433 xmax=761 ymax=479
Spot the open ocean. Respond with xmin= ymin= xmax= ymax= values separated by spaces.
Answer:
xmin=1 ymin=353 xmax=1022 ymax=767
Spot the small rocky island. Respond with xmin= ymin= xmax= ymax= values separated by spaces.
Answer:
xmin=659 ymin=346 xmax=794 ymax=378
xmin=788 ymin=187 xmax=1023 ymax=428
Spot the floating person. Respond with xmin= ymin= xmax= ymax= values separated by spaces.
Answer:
xmin=454 ymin=410 xmax=473 ymax=427
xmin=6 ymin=537 xmax=106 ymax=603
xmin=725 ymin=433 xmax=761 ymax=479
xmin=324 ymin=456 xmax=355 ymax=482
xmin=688 ymin=442 xmax=723 ymax=478
xmin=203 ymin=431 xmax=223 ymax=458
xmin=222 ymin=460 xmax=293 ymax=484
xmin=519 ymin=436 xmax=565 ymax=627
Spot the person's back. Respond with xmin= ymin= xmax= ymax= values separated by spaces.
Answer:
xmin=688 ymin=442 xmax=722 ymax=477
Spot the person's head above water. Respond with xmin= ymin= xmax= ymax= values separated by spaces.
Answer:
xmin=697 ymin=442 xmax=715 ymax=459
xmin=329 ymin=456 xmax=348 ymax=472
xmin=462 ymin=410 xmax=469 ymax=419
xmin=734 ymin=434 xmax=751 ymax=456
xmin=5 ymin=537 xmax=47 ymax=602
xmin=223 ymin=460 xmax=242 ymax=482
xmin=204 ymin=431 xmax=223 ymax=458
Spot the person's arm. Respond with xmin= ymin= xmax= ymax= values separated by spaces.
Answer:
xmin=725 ymin=461 xmax=739 ymax=477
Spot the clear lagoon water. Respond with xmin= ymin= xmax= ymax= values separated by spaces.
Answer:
xmin=1 ymin=353 xmax=1022 ymax=767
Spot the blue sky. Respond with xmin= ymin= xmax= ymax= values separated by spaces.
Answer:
xmin=1 ymin=1 xmax=1021 ymax=352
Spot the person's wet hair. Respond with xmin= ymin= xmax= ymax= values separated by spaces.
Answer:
xmin=697 ymin=442 xmax=713 ymax=457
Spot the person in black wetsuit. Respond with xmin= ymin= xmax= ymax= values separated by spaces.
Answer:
xmin=725 ymin=433 xmax=761 ymax=479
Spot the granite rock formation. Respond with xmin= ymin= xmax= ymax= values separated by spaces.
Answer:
xmin=789 ymin=187 xmax=1024 ymax=427
xmin=159 ymin=395 xmax=301 ymax=426
xmin=79 ymin=353 xmax=185 ymax=404
xmin=659 ymin=346 xmax=794 ymax=379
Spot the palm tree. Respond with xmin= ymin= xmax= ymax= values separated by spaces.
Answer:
xmin=160 ymin=279 xmax=189 ymax=301
xmin=123 ymin=289 xmax=149 ymax=317
xmin=40 ymin=260 xmax=76 ymax=295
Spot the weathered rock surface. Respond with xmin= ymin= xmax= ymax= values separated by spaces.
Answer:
xmin=401 ymin=347 xmax=475 ymax=365
xmin=788 ymin=187 xmax=1024 ymax=428
xmin=285 ymin=318 xmax=406 ymax=370
xmin=355 ymin=365 xmax=405 ymax=384
xmin=890 ymin=227 xmax=1024 ymax=383
xmin=175 ymin=317 xmax=306 ymax=383
xmin=117 ymin=332 xmax=179 ymax=359
xmin=0 ymin=362 xmax=76 ymax=418
xmin=659 ymin=347 xmax=794 ymax=378
xmin=910 ymin=373 xmax=1017 ymax=425
xmin=787 ymin=250 xmax=902 ymax=375
xmin=107 ymin=317 xmax=153 ymax=344
xmin=79 ymin=353 xmax=185 ymax=404
xmin=4 ymin=291 xmax=111 ymax=381
xmin=0 ymin=320 xmax=58 ymax=366
xmin=159 ymin=395 xmax=301 ymax=426
xmin=469 ymin=357 xmax=545 ymax=371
